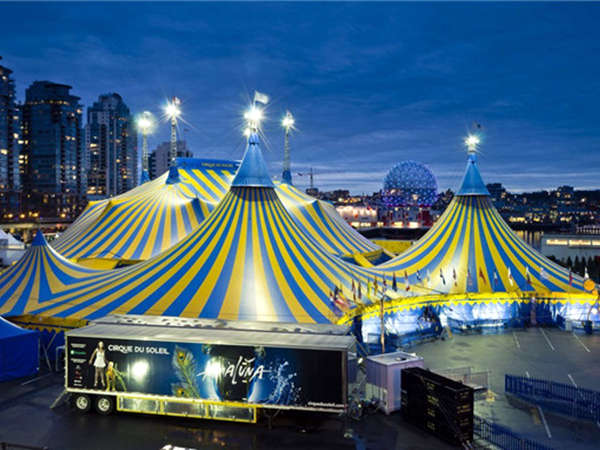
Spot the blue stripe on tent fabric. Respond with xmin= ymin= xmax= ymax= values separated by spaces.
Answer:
xmin=467 ymin=199 xmax=479 ymax=293
xmin=261 ymin=191 xmax=331 ymax=322
xmin=477 ymin=200 xmax=506 ymax=292
xmin=308 ymin=204 xmax=354 ymax=254
xmin=158 ymin=192 xmax=242 ymax=317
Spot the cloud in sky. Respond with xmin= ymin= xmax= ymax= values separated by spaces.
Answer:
xmin=1 ymin=2 xmax=599 ymax=194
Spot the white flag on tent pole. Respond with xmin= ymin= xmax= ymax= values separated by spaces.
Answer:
xmin=584 ymin=266 xmax=590 ymax=280
xmin=540 ymin=266 xmax=549 ymax=280
xmin=254 ymin=91 xmax=270 ymax=105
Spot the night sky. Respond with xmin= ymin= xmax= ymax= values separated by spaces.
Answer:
xmin=1 ymin=1 xmax=599 ymax=195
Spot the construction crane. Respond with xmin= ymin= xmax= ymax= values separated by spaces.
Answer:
xmin=297 ymin=167 xmax=345 ymax=193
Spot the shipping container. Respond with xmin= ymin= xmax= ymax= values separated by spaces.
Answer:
xmin=64 ymin=315 xmax=356 ymax=423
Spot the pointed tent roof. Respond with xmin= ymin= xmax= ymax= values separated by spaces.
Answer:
xmin=0 ymin=231 xmax=106 ymax=316
xmin=28 ymin=137 xmax=375 ymax=323
xmin=456 ymin=153 xmax=490 ymax=196
xmin=52 ymin=159 xmax=239 ymax=263
xmin=231 ymin=133 xmax=274 ymax=188
xmin=378 ymin=153 xmax=585 ymax=295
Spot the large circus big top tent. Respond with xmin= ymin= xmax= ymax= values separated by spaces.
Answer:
xmin=9 ymin=134 xmax=377 ymax=325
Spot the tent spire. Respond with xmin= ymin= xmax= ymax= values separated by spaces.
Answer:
xmin=456 ymin=136 xmax=490 ymax=196
xmin=231 ymin=132 xmax=274 ymax=188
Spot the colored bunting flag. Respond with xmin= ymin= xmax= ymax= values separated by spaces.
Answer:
xmin=440 ymin=268 xmax=446 ymax=285
xmin=453 ymin=268 xmax=457 ymax=287
xmin=426 ymin=269 xmax=431 ymax=287
xmin=467 ymin=268 xmax=473 ymax=286
xmin=569 ymin=268 xmax=573 ymax=287
xmin=478 ymin=268 xmax=486 ymax=285
xmin=526 ymin=267 xmax=532 ymax=286
xmin=493 ymin=269 xmax=499 ymax=288
xmin=584 ymin=267 xmax=590 ymax=281
xmin=392 ymin=272 xmax=398 ymax=292
xmin=540 ymin=266 xmax=549 ymax=280
xmin=404 ymin=271 xmax=410 ymax=292
xmin=508 ymin=267 xmax=514 ymax=286
xmin=416 ymin=269 xmax=422 ymax=283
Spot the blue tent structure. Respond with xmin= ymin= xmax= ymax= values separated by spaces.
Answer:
xmin=0 ymin=316 xmax=38 ymax=382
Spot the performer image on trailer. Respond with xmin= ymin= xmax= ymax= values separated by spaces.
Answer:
xmin=89 ymin=341 xmax=107 ymax=388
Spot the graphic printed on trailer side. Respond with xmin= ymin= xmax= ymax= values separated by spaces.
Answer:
xmin=64 ymin=320 xmax=355 ymax=421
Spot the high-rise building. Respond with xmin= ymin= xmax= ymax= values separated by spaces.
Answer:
xmin=148 ymin=140 xmax=192 ymax=180
xmin=86 ymin=93 xmax=137 ymax=199
xmin=0 ymin=57 xmax=22 ymax=215
xmin=21 ymin=81 xmax=86 ymax=218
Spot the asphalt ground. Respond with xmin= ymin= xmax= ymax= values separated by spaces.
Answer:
xmin=413 ymin=326 xmax=600 ymax=449
xmin=1 ymin=326 xmax=598 ymax=449
xmin=0 ymin=369 xmax=451 ymax=450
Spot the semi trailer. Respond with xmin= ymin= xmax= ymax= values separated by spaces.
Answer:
xmin=64 ymin=315 xmax=357 ymax=423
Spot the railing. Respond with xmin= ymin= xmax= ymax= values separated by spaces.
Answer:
xmin=506 ymin=374 xmax=600 ymax=422
xmin=433 ymin=366 xmax=491 ymax=390
xmin=473 ymin=415 xmax=554 ymax=450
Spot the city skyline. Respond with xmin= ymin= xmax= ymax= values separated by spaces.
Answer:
xmin=1 ymin=2 xmax=600 ymax=195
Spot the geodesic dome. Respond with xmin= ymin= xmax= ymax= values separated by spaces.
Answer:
xmin=382 ymin=160 xmax=438 ymax=207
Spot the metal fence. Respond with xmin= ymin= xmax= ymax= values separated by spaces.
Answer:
xmin=432 ymin=366 xmax=491 ymax=390
xmin=473 ymin=415 xmax=554 ymax=450
xmin=505 ymin=374 xmax=600 ymax=422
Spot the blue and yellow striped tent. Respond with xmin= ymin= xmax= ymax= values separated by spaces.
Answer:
xmin=0 ymin=231 xmax=106 ymax=316
xmin=377 ymin=152 xmax=587 ymax=295
xmin=23 ymin=134 xmax=376 ymax=324
xmin=52 ymin=160 xmax=238 ymax=267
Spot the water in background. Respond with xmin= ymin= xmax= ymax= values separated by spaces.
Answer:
xmin=515 ymin=230 xmax=543 ymax=250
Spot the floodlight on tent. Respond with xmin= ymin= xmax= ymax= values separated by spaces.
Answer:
xmin=465 ymin=135 xmax=480 ymax=153
xmin=282 ymin=111 xmax=294 ymax=129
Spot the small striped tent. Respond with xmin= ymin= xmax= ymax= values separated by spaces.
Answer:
xmin=276 ymin=182 xmax=387 ymax=262
xmin=378 ymin=152 xmax=586 ymax=295
xmin=52 ymin=160 xmax=238 ymax=267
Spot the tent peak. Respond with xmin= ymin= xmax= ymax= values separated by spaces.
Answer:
xmin=456 ymin=153 xmax=490 ymax=196
xmin=32 ymin=229 xmax=47 ymax=247
xmin=166 ymin=166 xmax=180 ymax=184
xmin=231 ymin=132 xmax=274 ymax=188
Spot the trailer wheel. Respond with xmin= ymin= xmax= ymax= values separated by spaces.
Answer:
xmin=73 ymin=394 xmax=92 ymax=413
xmin=95 ymin=395 xmax=115 ymax=415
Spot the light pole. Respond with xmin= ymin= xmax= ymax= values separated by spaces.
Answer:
xmin=137 ymin=111 xmax=154 ymax=182
xmin=165 ymin=97 xmax=181 ymax=166
xmin=282 ymin=111 xmax=294 ymax=184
